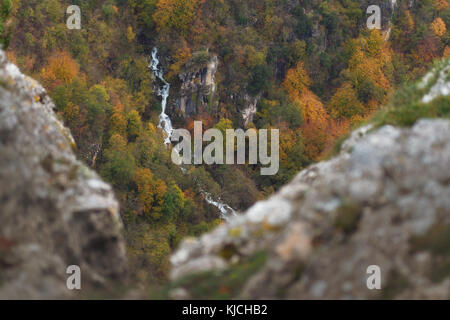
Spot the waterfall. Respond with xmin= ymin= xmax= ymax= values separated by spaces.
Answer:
xmin=149 ymin=47 xmax=237 ymax=220
xmin=202 ymin=192 xmax=237 ymax=221
xmin=150 ymin=48 xmax=173 ymax=146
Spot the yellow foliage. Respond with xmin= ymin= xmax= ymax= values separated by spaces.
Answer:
xmin=109 ymin=111 xmax=127 ymax=137
xmin=126 ymin=26 xmax=136 ymax=42
xmin=435 ymin=0 xmax=450 ymax=10
xmin=431 ymin=17 xmax=447 ymax=37
xmin=405 ymin=11 xmax=415 ymax=33
xmin=329 ymin=82 xmax=364 ymax=119
xmin=153 ymin=0 xmax=204 ymax=35
xmin=135 ymin=168 xmax=167 ymax=219
xmin=169 ymin=41 xmax=192 ymax=79
xmin=295 ymin=89 xmax=327 ymax=125
xmin=282 ymin=61 xmax=311 ymax=99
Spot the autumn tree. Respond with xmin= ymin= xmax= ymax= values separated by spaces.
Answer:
xmin=345 ymin=31 xmax=392 ymax=105
xmin=153 ymin=0 xmax=204 ymax=36
xmin=134 ymin=168 xmax=167 ymax=220
xmin=162 ymin=181 xmax=185 ymax=222
xmin=40 ymin=50 xmax=79 ymax=89
xmin=168 ymin=40 xmax=192 ymax=79
xmin=126 ymin=26 xmax=136 ymax=42
xmin=283 ymin=62 xmax=329 ymax=160
xmin=435 ymin=0 xmax=450 ymax=10
xmin=282 ymin=61 xmax=311 ymax=98
xmin=109 ymin=110 xmax=127 ymax=137
xmin=329 ymin=82 xmax=364 ymax=120
xmin=102 ymin=134 xmax=135 ymax=188
xmin=431 ymin=17 xmax=447 ymax=37
xmin=127 ymin=110 xmax=142 ymax=142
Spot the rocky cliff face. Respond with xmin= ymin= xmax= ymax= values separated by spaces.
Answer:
xmin=169 ymin=62 xmax=450 ymax=299
xmin=174 ymin=53 xmax=260 ymax=126
xmin=0 ymin=50 xmax=127 ymax=299
xmin=176 ymin=55 xmax=219 ymax=117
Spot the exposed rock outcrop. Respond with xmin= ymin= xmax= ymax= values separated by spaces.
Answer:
xmin=0 ymin=51 xmax=127 ymax=299
xmin=175 ymin=54 xmax=260 ymax=127
xmin=241 ymin=93 xmax=260 ymax=127
xmin=177 ymin=55 xmax=219 ymax=117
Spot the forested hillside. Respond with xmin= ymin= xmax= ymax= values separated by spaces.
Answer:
xmin=3 ymin=0 xmax=449 ymax=285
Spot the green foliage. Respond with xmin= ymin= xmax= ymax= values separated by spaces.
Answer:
xmin=162 ymin=181 xmax=185 ymax=222
xmin=0 ymin=0 xmax=11 ymax=48
xmin=126 ymin=110 xmax=142 ymax=142
xmin=294 ymin=7 xmax=312 ymax=38
xmin=371 ymin=60 xmax=450 ymax=128
xmin=102 ymin=134 xmax=136 ymax=188
xmin=153 ymin=251 xmax=267 ymax=299
xmin=248 ymin=64 xmax=271 ymax=96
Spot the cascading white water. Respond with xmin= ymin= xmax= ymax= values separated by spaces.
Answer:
xmin=150 ymin=47 xmax=237 ymax=220
xmin=202 ymin=192 xmax=237 ymax=220
xmin=150 ymin=47 xmax=173 ymax=145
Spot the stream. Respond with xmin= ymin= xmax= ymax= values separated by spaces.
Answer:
xmin=149 ymin=48 xmax=237 ymax=220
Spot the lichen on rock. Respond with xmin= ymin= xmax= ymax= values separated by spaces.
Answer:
xmin=0 ymin=50 xmax=127 ymax=299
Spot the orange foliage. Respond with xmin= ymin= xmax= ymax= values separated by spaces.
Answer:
xmin=5 ymin=51 xmax=17 ymax=65
xmin=283 ymin=62 xmax=331 ymax=160
xmin=414 ymin=36 xmax=442 ymax=63
xmin=444 ymin=46 xmax=450 ymax=58
xmin=134 ymin=168 xmax=167 ymax=219
xmin=319 ymin=119 xmax=351 ymax=158
xmin=186 ymin=112 xmax=215 ymax=133
xmin=282 ymin=61 xmax=311 ymax=98
xmin=295 ymin=90 xmax=327 ymax=126
xmin=40 ymin=50 xmax=79 ymax=89
xmin=301 ymin=121 xmax=328 ymax=161
xmin=404 ymin=11 xmax=415 ymax=33
xmin=435 ymin=0 xmax=450 ymax=10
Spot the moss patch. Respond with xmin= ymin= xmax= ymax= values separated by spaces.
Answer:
xmin=379 ymin=269 xmax=410 ymax=300
xmin=371 ymin=95 xmax=450 ymax=128
xmin=152 ymin=251 xmax=267 ymax=299
xmin=410 ymin=224 xmax=450 ymax=256
xmin=334 ymin=201 xmax=363 ymax=236
xmin=410 ymin=223 xmax=450 ymax=283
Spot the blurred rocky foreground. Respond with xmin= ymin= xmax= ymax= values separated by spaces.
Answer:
xmin=170 ymin=107 xmax=450 ymax=297
xmin=0 ymin=50 xmax=127 ymax=299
